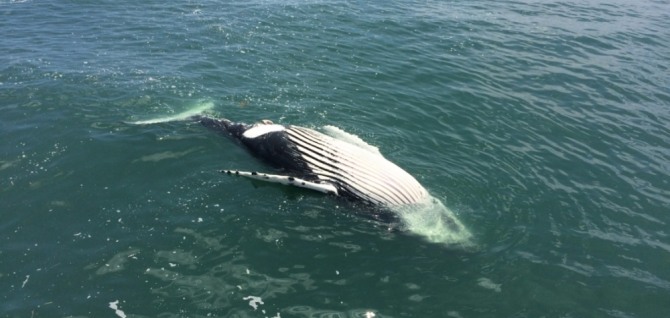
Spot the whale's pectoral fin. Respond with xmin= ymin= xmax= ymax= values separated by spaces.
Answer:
xmin=220 ymin=170 xmax=338 ymax=195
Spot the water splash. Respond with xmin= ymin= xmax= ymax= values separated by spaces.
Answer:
xmin=393 ymin=195 xmax=474 ymax=248
xmin=108 ymin=300 xmax=127 ymax=318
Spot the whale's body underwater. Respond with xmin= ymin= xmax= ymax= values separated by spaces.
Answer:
xmin=131 ymin=107 xmax=472 ymax=246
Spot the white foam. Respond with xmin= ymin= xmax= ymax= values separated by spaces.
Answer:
xmin=21 ymin=275 xmax=29 ymax=288
xmin=109 ymin=300 xmax=127 ymax=318
xmin=321 ymin=125 xmax=381 ymax=154
xmin=477 ymin=277 xmax=502 ymax=292
xmin=393 ymin=195 xmax=474 ymax=247
xmin=128 ymin=101 xmax=215 ymax=125
xmin=243 ymin=296 xmax=264 ymax=310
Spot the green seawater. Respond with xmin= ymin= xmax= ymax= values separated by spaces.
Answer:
xmin=1 ymin=0 xmax=669 ymax=317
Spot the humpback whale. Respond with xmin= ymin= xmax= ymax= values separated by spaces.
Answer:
xmin=129 ymin=106 xmax=472 ymax=246
xmin=198 ymin=116 xmax=428 ymax=207
xmin=193 ymin=116 xmax=473 ymax=246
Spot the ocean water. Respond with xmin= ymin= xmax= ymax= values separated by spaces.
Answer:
xmin=2 ymin=0 xmax=670 ymax=317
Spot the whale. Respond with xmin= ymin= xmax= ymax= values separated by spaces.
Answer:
xmin=197 ymin=116 xmax=429 ymax=207
xmin=129 ymin=105 xmax=472 ymax=246
xmin=194 ymin=116 xmax=473 ymax=246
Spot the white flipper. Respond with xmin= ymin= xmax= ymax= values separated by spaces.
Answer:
xmin=222 ymin=170 xmax=338 ymax=195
